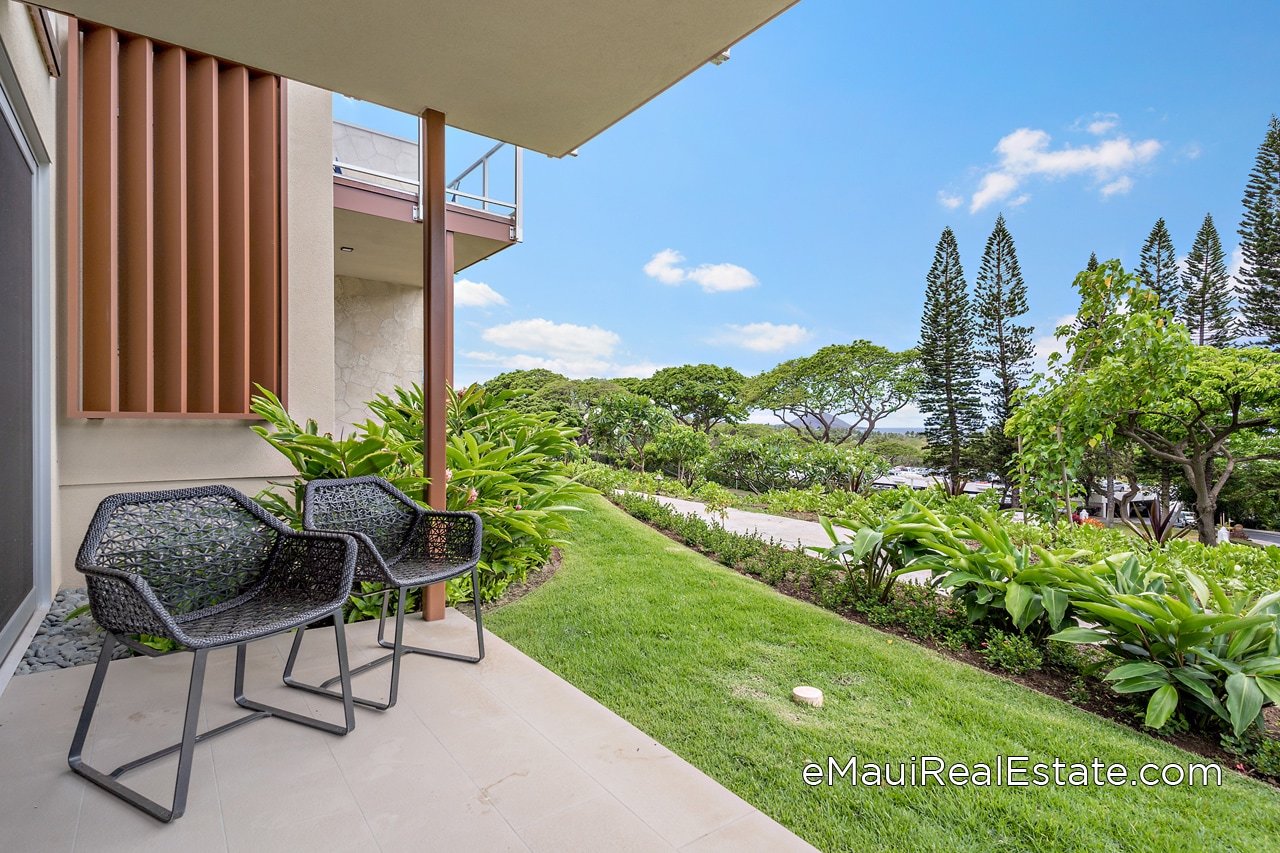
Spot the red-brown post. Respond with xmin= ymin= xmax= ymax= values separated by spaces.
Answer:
xmin=421 ymin=108 xmax=448 ymax=621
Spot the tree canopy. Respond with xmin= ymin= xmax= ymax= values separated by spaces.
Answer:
xmin=641 ymin=364 xmax=746 ymax=432
xmin=1010 ymin=261 xmax=1280 ymax=543
xmin=746 ymin=341 xmax=921 ymax=445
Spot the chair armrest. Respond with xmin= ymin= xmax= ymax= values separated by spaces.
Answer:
xmin=264 ymin=529 xmax=358 ymax=606
xmin=403 ymin=511 xmax=483 ymax=566
xmin=78 ymin=564 xmax=179 ymax=639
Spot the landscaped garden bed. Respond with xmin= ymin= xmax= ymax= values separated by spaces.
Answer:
xmin=602 ymin=487 xmax=1280 ymax=783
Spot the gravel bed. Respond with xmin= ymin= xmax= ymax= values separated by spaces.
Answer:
xmin=16 ymin=588 xmax=131 ymax=674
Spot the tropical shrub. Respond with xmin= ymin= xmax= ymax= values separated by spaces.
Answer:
xmin=648 ymin=424 xmax=711 ymax=486
xmin=253 ymin=383 xmax=591 ymax=606
xmin=586 ymin=392 xmax=673 ymax=471
xmin=704 ymin=432 xmax=888 ymax=494
xmin=980 ymin=630 xmax=1044 ymax=674
xmin=1048 ymin=557 xmax=1280 ymax=736
xmin=810 ymin=504 xmax=950 ymax=603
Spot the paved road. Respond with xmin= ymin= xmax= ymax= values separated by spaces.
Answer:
xmin=1245 ymin=529 xmax=1280 ymax=548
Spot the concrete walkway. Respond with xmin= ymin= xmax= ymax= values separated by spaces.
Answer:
xmin=628 ymin=492 xmax=934 ymax=585
xmin=632 ymin=493 xmax=832 ymax=551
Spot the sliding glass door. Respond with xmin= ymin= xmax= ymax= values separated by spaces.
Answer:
xmin=0 ymin=80 xmax=36 ymax=660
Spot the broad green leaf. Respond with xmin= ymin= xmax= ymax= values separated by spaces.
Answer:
xmin=1145 ymin=684 xmax=1179 ymax=729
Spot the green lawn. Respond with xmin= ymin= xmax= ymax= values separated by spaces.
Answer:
xmin=486 ymin=496 xmax=1280 ymax=852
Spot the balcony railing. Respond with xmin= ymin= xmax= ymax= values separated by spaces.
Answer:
xmin=332 ymin=118 xmax=523 ymax=242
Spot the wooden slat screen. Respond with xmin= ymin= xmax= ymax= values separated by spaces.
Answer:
xmin=66 ymin=21 xmax=286 ymax=418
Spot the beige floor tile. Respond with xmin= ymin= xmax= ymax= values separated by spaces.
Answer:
xmin=564 ymin=731 xmax=754 ymax=848
xmin=0 ymin=762 xmax=84 ymax=853
xmin=680 ymin=810 xmax=817 ymax=852
xmin=72 ymin=743 xmax=227 ymax=853
xmin=1 ymin=616 xmax=803 ymax=852
xmin=518 ymin=794 xmax=675 ymax=853
xmin=222 ymin=799 xmax=377 ymax=853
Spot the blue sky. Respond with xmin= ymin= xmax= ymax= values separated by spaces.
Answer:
xmin=334 ymin=0 xmax=1279 ymax=426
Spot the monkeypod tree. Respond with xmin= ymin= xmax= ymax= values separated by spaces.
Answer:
xmin=747 ymin=341 xmax=921 ymax=445
xmin=1010 ymin=261 xmax=1280 ymax=544
xmin=642 ymin=364 xmax=747 ymax=432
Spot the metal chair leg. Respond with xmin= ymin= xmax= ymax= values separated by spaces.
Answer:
xmin=373 ymin=573 xmax=486 ymax=664
xmin=67 ymin=634 xmax=211 ymax=823
xmin=287 ymin=589 xmax=406 ymax=710
xmin=237 ymin=631 xmax=355 ymax=734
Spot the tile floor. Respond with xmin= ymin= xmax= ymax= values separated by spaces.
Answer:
xmin=0 ymin=609 xmax=814 ymax=852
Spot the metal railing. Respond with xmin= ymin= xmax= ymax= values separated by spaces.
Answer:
xmin=332 ymin=118 xmax=523 ymax=242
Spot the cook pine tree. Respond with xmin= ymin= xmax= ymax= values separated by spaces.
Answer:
xmin=1181 ymin=213 xmax=1235 ymax=347
xmin=1137 ymin=218 xmax=1182 ymax=314
xmin=919 ymin=227 xmax=984 ymax=495
xmin=973 ymin=214 xmax=1035 ymax=501
xmin=1239 ymin=115 xmax=1280 ymax=347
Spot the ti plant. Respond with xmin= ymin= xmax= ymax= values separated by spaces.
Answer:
xmin=1121 ymin=497 xmax=1192 ymax=549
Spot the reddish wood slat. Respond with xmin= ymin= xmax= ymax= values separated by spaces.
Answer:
xmin=247 ymin=75 xmax=280 ymax=396
xmin=216 ymin=64 xmax=250 ymax=414
xmin=118 ymin=36 xmax=155 ymax=412
xmin=80 ymin=26 xmax=119 ymax=413
xmin=153 ymin=46 xmax=189 ymax=412
xmin=185 ymin=55 xmax=220 ymax=413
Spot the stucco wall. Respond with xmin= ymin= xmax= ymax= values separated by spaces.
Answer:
xmin=53 ymin=80 xmax=336 ymax=589
xmin=333 ymin=276 xmax=424 ymax=433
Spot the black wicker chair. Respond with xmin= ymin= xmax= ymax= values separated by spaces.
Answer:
xmin=282 ymin=476 xmax=484 ymax=711
xmin=68 ymin=485 xmax=359 ymax=823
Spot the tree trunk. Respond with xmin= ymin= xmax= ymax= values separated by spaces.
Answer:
xmin=1104 ymin=468 xmax=1115 ymax=525
xmin=1118 ymin=472 xmax=1140 ymax=521
xmin=1187 ymin=460 xmax=1218 ymax=545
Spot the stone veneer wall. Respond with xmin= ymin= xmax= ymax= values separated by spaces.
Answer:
xmin=334 ymin=276 xmax=424 ymax=432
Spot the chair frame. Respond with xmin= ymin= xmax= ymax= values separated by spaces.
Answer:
xmin=282 ymin=476 xmax=484 ymax=711
xmin=67 ymin=486 xmax=359 ymax=823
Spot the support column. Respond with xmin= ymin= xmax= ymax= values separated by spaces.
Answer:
xmin=421 ymin=108 xmax=448 ymax=621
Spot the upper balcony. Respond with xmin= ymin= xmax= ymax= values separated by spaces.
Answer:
xmin=332 ymin=110 xmax=523 ymax=283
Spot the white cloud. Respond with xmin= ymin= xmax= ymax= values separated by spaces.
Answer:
xmin=642 ymin=249 xmax=759 ymax=293
xmin=965 ymin=122 xmax=1161 ymax=212
xmin=454 ymin=279 xmax=507 ymax=308
xmin=1081 ymin=112 xmax=1120 ymax=135
xmin=481 ymin=318 xmax=619 ymax=359
xmin=643 ymin=249 xmax=688 ymax=285
xmin=1184 ymin=142 xmax=1203 ymax=160
xmin=1100 ymin=176 xmax=1134 ymax=197
xmin=1008 ymin=193 xmax=1031 ymax=208
xmin=1032 ymin=314 xmax=1076 ymax=372
xmin=937 ymin=191 xmax=963 ymax=210
xmin=464 ymin=351 xmax=660 ymax=381
xmin=710 ymin=322 xmax=811 ymax=353
xmin=686 ymin=263 xmax=758 ymax=293
xmin=971 ymin=172 xmax=1021 ymax=212
xmin=1228 ymin=244 xmax=1245 ymax=279
xmin=471 ymin=317 xmax=659 ymax=379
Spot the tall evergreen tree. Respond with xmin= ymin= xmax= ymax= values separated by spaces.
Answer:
xmin=1086 ymin=252 xmax=1099 ymax=272
xmin=1137 ymin=218 xmax=1182 ymax=314
xmin=1239 ymin=115 xmax=1280 ymax=347
xmin=919 ymin=227 xmax=984 ymax=495
xmin=973 ymin=215 xmax=1035 ymax=494
xmin=1181 ymin=213 xmax=1235 ymax=347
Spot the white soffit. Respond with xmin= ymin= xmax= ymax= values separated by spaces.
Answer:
xmin=41 ymin=0 xmax=800 ymax=156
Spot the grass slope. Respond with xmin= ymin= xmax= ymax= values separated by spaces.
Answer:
xmin=486 ymin=497 xmax=1280 ymax=852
